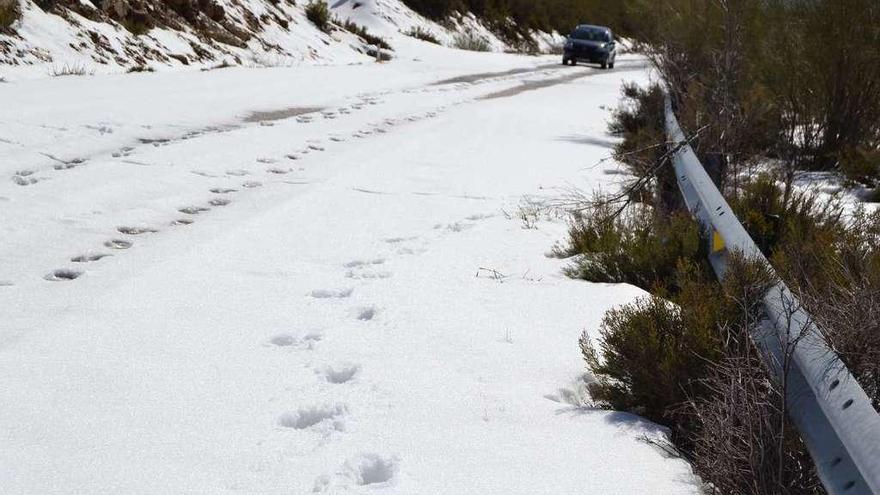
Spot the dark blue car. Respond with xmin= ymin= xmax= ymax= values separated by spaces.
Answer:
xmin=562 ymin=25 xmax=617 ymax=69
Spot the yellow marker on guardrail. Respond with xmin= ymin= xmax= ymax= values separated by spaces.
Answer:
xmin=712 ymin=230 xmax=725 ymax=253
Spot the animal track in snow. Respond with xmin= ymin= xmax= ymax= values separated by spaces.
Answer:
xmin=268 ymin=331 xmax=323 ymax=349
xmin=51 ymin=158 xmax=86 ymax=170
xmin=466 ymin=213 xmax=495 ymax=221
xmin=210 ymin=187 xmax=236 ymax=194
xmin=352 ymin=306 xmax=378 ymax=321
xmin=307 ymin=144 xmax=326 ymax=152
xmin=171 ymin=218 xmax=194 ymax=226
xmin=179 ymin=205 xmax=210 ymax=215
xmin=111 ymin=146 xmax=134 ymax=158
xmin=285 ymin=154 xmax=300 ymax=161
xmin=384 ymin=236 xmax=418 ymax=244
xmin=346 ymin=269 xmax=392 ymax=280
xmin=117 ymin=226 xmax=158 ymax=235
xmin=208 ymin=198 xmax=230 ymax=207
xmin=343 ymin=259 xmax=385 ymax=269
xmin=44 ymin=269 xmax=82 ymax=282
xmin=104 ymin=239 xmax=133 ymax=249
xmin=346 ymin=454 xmax=398 ymax=486
xmin=278 ymin=403 xmax=347 ymax=431
xmin=242 ymin=181 xmax=263 ymax=188
xmin=320 ymin=364 xmax=360 ymax=384
xmin=226 ymin=169 xmax=250 ymax=177
xmin=256 ymin=157 xmax=277 ymax=164
xmin=267 ymin=167 xmax=291 ymax=175
xmin=0 ymin=281 xmax=13 ymax=287
xmin=12 ymin=170 xmax=38 ymax=186
xmin=71 ymin=253 xmax=111 ymax=263
xmin=309 ymin=288 xmax=354 ymax=299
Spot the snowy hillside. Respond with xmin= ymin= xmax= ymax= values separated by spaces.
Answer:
xmin=0 ymin=0 xmax=561 ymax=80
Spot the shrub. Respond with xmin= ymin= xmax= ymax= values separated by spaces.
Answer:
xmin=305 ymin=0 xmax=330 ymax=33
xmin=840 ymin=146 xmax=880 ymax=189
xmin=560 ymin=203 xmax=703 ymax=295
xmin=729 ymin=173 xmax=844 ymax=260
xmin=0 ymin=1 xmax=20 ymax=29
xmin=608 ymin=82 xmax=680 ymax=211
xmin=404 ymin=26 xmax=441 ymax=45
xmin=340 ymin=19 xmax=392 ymax=51
xmin=582 ymin=254 xmax=776 ymax=435
xmin=48 ymin=63 xmax=95 ymax=77
xmin=452 ymin=29 xmax=491 ymax=52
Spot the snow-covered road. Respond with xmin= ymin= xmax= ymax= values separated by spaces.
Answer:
xmin=0 ymin=55 xmax=700 ymax=493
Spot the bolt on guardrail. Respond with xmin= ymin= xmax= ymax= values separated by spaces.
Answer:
xmin=664 ymin=95 xmax=880 ymax=495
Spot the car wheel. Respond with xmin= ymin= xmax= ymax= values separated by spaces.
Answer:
xmin=609 ymin=62 xmax=615 ymax=69
xmin=570 ymin=59 xmax=577 ymax=66
xmin=600 ymin=61 xmax=607 ymax=69
xmin=562 ymin=58 xmax=569 ymax=66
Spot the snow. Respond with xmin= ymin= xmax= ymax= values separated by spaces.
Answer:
xmin=0 ymin=32 xmax=699 ymax=494
xmin=0 ymin=0 xmax=562 ymax=80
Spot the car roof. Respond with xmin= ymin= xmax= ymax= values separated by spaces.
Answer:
xmin=575 ymin=24 xmax=612 ymax=33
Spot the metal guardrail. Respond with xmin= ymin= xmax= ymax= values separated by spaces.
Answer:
xmin=664 ymin=97 xmax=880 ymax=495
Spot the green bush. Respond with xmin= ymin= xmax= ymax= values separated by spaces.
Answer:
xmin=306 ymin=1 xmax=331 ymax=33
xmin=582 ymin=255 xmax=774 ymax=435
xmin=729 ymin=173 xmax=844 ymax=260
xmin=452 ymin=29 xmax=491 ymax=52
xmin=0 ymin=1 xmax=20 ymax=29
xmin=840 ymin=146 xmax=880 ymax=189
xmin=404 ymin=26 xmax=441 ymax=44
xmin=340 ymin=19 xmax=392 ymax=51
xmin=561 ymin=204 xmax=703 ymax=295
xmin=608 ymin=82 xmax=680 ymax=211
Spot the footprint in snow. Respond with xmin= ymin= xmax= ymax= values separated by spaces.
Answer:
xmin=313 ymin=454 xmax=398 ymax=492
xmin=319 ymin=363 xmax=360 ymax=384
xmin=267 ymin=167 xmax=291 ymax=175
xmin=267 ymin=331 xmax=323 ymax=349
xmin=343 ymin=259 xmax=385 ymax=268
xmin=179 ymin=205 xmax=210 ymax=215
xmin=226 ymin=169 xmax=250 ymax=177
xmin=309 ymin=288 xmax=354 ymax=299
xmin=210 ymin=187 xmax=237 ymax=194
xmin=346 ymin=269 xmax=392 ymax=280
xmin=242 ymin=181 xmax=263 ymax=188
xmin=352 ymin=306 xmax=378 ymax=321
xmin=466 ymin=213 xmax=495 ymax=221
xmin=208 ymin=198 xmax=230 ymax=207
xmin=171 ymin=218 xmax=194 ymax=226
xmin=52 ymin=158 xmax=86 ymax=170
xmin=105 ymin=239 xmax=133 ymax=249
xmin=117 ymin=226 xmax=158 ymax=235
xmin=278 ymin=403 xmax=347 ymax=431
xmin=71 ymin=253 xmax=111 ymax=263
xmin=257 ymin=157 xmax=277 ymax=164
xmin=12 ymin=170 xmax=39 ymax=186
xmin=44 ymin=269 xmax=82 ymax=282
xmin=384 ymin=236 xmax=418 ymax=244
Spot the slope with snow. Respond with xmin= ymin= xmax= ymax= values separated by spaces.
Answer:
xmin=0 ymin=0 xmax=560 ymax=80
xmin=0 ymin=31 xmax=698 ymax=494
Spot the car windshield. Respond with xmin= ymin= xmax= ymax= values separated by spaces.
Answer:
xmin=571 ymin=28 xmax=610 ymax=42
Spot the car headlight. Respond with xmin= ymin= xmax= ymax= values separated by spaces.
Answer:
xmin=597 ymin=43 xmax=607 ymax=51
